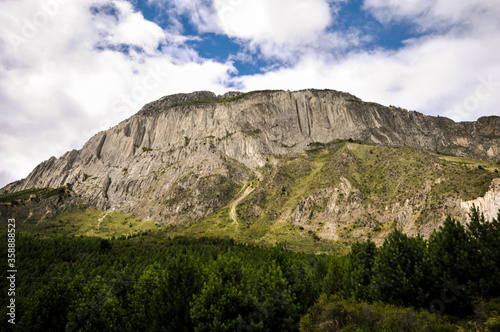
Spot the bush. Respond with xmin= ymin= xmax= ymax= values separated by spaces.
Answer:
xmin=299 ymin=294 xmax=457 ymax=332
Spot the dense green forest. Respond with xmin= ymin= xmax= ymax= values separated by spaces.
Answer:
xmin=1 ymin=206 xmax=500 ymax=331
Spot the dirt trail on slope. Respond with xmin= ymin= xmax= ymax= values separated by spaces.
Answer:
xmin=97 ymin=211 xmax=111 ymax=230
xmin=230 ymin=171 xmax=262 ymax=224
xmin=230 ymin=185 xmax=255 ymax=224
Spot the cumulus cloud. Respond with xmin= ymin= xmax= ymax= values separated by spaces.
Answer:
xmin=214 ymin=0 xmax=331 ymax=44
xmin=0 ymin=0 xmax=234 ymax=187
xmin=146 ymin=0 xmax=217 ymax=33
xmin=363 ymin=0 xmax=500 ymax=32
xmin=97 ymin=1 xmax=166 ymax=54
xmin=149 ymin=0 xmax=358 ymax=62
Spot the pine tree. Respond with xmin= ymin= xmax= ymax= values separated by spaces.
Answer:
xmin=322 ymin=254 xmax=346 ymax=296
xmin=428 ymin=216 xmax=479 ymax=316
xmin=467 ymin=206 xmax=500 ymax=298
xmin=370 ymin=229 xmax=428 ymax=308
xmin=190 ymin=255 xmax=259 ymax=331
xmin=346 ymin=240 xmax=377 ymax=301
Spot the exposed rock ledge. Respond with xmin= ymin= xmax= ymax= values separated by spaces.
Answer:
xmin=461 ymin=178 xmax=500 ymax=221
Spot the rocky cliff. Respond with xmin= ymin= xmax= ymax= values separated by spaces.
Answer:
xmin=2 ymin=89 xmax=499 ymax=237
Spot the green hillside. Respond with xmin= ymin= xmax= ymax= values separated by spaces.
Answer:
xmin=2 ymin=141 xmax=498 ymax=254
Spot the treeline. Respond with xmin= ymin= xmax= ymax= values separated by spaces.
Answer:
xmin=305 ymin=206 xmax=500 ymax=330
xmin=343 ymin=207 xmax=500 ymax=314
xmin=2 ymin=236 xmax=327 ymax=331
xmin=1 ymin=207 xmax=500 ymax=331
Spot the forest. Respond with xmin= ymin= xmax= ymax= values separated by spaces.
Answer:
xmin=1 ymin=206 xmax=500 ymax=331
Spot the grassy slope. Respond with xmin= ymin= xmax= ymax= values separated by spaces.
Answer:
xmin=2 ymin=141 xmax=498 ymax=253
xmin=16 ymin=206 xmax=159 ymax=238
xmin=155 ymin=141 xmax=499 ymax=253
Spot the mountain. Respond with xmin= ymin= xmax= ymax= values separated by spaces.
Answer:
xmin=1 ymin=89 xmax=499 ymax=248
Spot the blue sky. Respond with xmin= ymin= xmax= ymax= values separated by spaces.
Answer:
xmin=132 ymin=0 xmax=424 ymax=77
xmin=0 ymin=0 xmax=499 ymax=187
xmin=137 ymin=0 xmax=414 ymax=71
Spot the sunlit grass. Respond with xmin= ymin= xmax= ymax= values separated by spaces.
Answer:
xmin=19 ymin=207 xmax=157 ymax=238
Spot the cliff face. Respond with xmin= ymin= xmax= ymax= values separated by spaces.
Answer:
xmin=2 ymin=89 xmax=499 ymax=227
xmin=461 ymin=178 xmax=500 ymax=221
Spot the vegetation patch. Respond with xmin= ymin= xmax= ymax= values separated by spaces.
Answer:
xmin=197 ymin=174 xmax=240 ymax=206
xmin=436 ymin=154 xmax=500 ymax=173
xmin=217 ymin=131 xmax=236 ymax=141
xmin=170 ymin=99 xmax=214 ymax=107
xmin=300 ymin=294 xmax=457 ymax=331
xmin=241 ymin=129 xmax=262 ymax=136
xmin=169 ymin=90 xmax=281 ymax=108
xmin=15 ymin=206 xmax=157 ymax=238
xmin=0 ymin=186 xmax=66 ymax=203
xmin=163 ymin=185 xmax=192 ymax=207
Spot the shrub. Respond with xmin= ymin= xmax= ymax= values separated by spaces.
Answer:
xmin=299 ymin=294 xmax=457 ymax=332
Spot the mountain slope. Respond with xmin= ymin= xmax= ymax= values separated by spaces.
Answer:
xmin=1 ymin=89 xmax=499 ymax=246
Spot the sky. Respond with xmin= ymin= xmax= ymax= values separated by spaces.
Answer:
xmin=0 ymin=0 xmax=499 ymax=188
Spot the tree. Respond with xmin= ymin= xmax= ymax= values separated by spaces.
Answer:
xmin=19 ymin=283 xmax=78 ymax=331
xmin=370 ymin=229 xmax=429 ymax=308
xmin=130 ymin=253 xmax=203 ymax=331
xmin=467 ymin=206 xmax=500 ymax=298
xmin=99 ymin=239 xmax=112 ymax=253
xmin=248 ymin=261 xmax=299 ymax=331
xmin=190 ymin=255 xmax=259 ymax=331
xmin=345 ymin=240 xmax=377 ymax=301
xmin=322 ymin=254 xmax=346 ymax=296
xmin=428 ymin=216 xmax=479 ymax=316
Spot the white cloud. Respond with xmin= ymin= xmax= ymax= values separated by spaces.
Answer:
xmin=214 ymin=0 xmax=331 ymax=44
xmin=363 ymin=0 xmax=500 ymax=32
xmin=228 ymin=0 xmax=500 ymax=121
xmin=149 ymin=0 xmax=356 ymax=63
xmin=101 ymin=1 xmax=166 ymax=54
xmin=0 ymin=0 xmax=234 ymax=188
xmin=146 ymin=0 xmax=217 ymax=34
xmin=0 ymin=170 xmax=16 ymax=188
xmin=148 ymin=0 xmax=336 ymax=44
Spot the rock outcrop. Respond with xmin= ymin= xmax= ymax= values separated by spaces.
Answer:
xmin=461 ymin=178 xmax=500 ymax=221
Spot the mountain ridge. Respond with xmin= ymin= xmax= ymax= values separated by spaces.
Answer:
xmin=1 ymin=89 xmax=499 ymax=244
